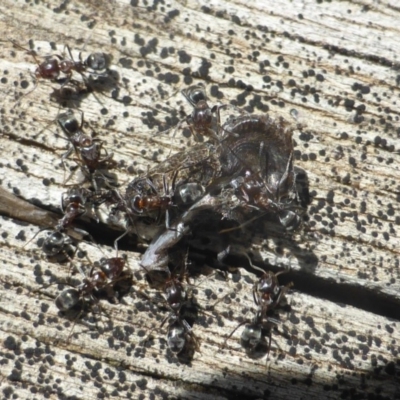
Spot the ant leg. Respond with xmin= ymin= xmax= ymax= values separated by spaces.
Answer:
xmin=272 ymin=281 xmax=294 ymax=309
xmin=265 ymin=329 xmax=273 ymax=359
xmin=139 ymin=313 xmax=169 ymax=348
xmin=220 ymin=320 xmax=248 ymax=352
xmin=113 ymin=229 xmax=130 ymax=254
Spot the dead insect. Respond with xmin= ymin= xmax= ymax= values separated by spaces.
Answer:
xmin=215 ymin=114 xmax=303 ymax=230
xmin=140 ymin=192 xmax=227 ymax=275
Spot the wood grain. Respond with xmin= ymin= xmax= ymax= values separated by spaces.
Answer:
xmin=0 ymin=1 xmax=399 ymax=399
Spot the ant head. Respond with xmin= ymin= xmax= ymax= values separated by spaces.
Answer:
xmin=182 ymin=83 xmax=208 ymax=108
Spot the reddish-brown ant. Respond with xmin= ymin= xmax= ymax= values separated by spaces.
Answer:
xmin=11 ymin=40 xmax=109 ymax=99
xmin=26 ymin=186 xmax=107 ymax=260
xmin=181 ymin=83 xmax=218 ymax=141
xmin=158 ymin=83 xmax=239 ymax=143
xmin=123 ymin=167 xmax=205 ymax=231
xmin=124 ymin=173 xmax=176 ymax=228
xmin=55 ymin=256 xmax=129 ymax=312
xmin=57 ymin=110 xmax=117 ymax=189
xmin=140 ymin=257 xmax=199 ymax=355
xmin=224 ymin=268 xmax=292 ymax=355
xmin=54 ymin=255 xmax=132 ymax=342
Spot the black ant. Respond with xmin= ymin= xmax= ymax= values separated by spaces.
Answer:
xmin=181 ymin=83 xmax=251 ymax=144
xmin=11 ymin=41 xmax=109 ymax=99
xmin=57 ymin=186 xmax=111 ymax=231
xmin=123 ymin=168 xmax=205 ymax=231
xmin=224 ymin=269 xmax=292 ymax=355
xmin=253 ymin=270 xmax=293 ymax=312
xmin=181 ymin=83 xmax=218 ymax=141
xmin=57 ymin=110 xmax=117 ymax=189
xmin=40 ymin=230 xmax=76 ymax=260
xmin=26 ymin=186 xmax=106 ymax=260
xmin=141 ymin=259 xmax=199 ymax=355
xmin=54 ymin=255 xmax=131 ymax=341
xmin=55 ymin=256 xmax=129 ymax=312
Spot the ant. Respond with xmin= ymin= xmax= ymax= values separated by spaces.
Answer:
xmin=125 ymin=174 xmax=174 ymax=227
xmin=181 ymin=83 xmax=218 ymax=141
xmin=160 ymin=83 xmax=235 ymax=143
xmin=55 ymin=256 xmax=130 ymax=312
xmin=55 ymin=255 xmax=132 ymax=341
xmin=57 ymin=110 xmax=117 ymax=189
xmin=141 ymin=259 xmax=199 ymax=355
xmin=224 ymin=268 xmax=292 ymax=355
xmin=27 ymin=186 xmax=106 ymax=260
xmin=253 ymin=270 xmax=293 ymax=312
xmin=181 ymin=83 xmax=247 ymax=143
xmin=57 ymin=186 xmax=111 ymax=231
xmin=124 ymin=169 xmax=205 ymax=230
xmin=11 ymin=40 xmax=109 ymax=98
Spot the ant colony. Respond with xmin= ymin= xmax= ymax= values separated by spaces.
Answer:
xmin=15 ymin=39 xmax=307 ymax=358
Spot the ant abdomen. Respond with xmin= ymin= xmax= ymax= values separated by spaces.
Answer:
xmin=55 ymin=288 xmax=81 ymax=311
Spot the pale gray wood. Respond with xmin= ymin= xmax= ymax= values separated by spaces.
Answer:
xmin=0 ymin=0 xmax=399 ymax=399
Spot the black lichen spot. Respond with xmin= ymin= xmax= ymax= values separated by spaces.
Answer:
xmin=343 ymin=98 xmax=355 ymax=111
xmin=160 ymin=48 xmax=169 ymax=59
xmin=177 ymin=50 xmax=191 ymax=64
xmin=8 ymin=369 xmax=21 ymax=382
xmin=289 ymin=313 xmax=300 ymax=324
xmin=4 ymin=336 xmax=19 ymax=351
xmin=167 ymin=9 xmax=180 ymax=19
xmin=348 ymin=156 xmax=356 ymax=167
xmin=140 ymin=38 xmax=158 ymax=57
xmin=231 ymin=15 xmax=241 ymax=25
xmin=158 ymin=72 xmax=180 ymax=85
xmin=136 ymin=378 xmax=148 ymax=390
xmin=15 ymin=230 xmax=26 ymax=241
xmin=134 ymin=34 xmax=145 ymax=46
xmin=197 ymin=58 xmax=211 ymax=79
xmin=352 ymin=82 xmax=370 ymax=94
xmin=385 ymin=324 xmax=394 ymax=334
xmin=119 ymin=58 xmax=133 ymax=68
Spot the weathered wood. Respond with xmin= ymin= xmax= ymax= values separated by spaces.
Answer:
xmin=0 ymin=0 xmax=399 ymax=399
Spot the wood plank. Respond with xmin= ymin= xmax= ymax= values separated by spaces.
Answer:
xmin=0 ymin=0 xmax=399 ymax=398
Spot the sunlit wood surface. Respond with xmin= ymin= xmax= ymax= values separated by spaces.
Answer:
xmin=0 ymin=1 xmax=399 ymax=399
